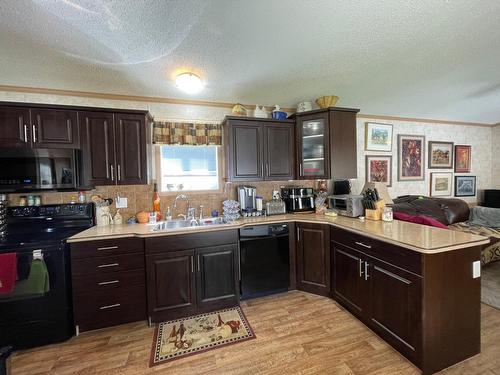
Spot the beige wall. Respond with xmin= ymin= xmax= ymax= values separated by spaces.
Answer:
xmin=0 ymin=90 xmax=495 ymax=214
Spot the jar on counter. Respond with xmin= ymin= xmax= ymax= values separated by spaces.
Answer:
xmin=19 ymin=196 xmax=27 ymax=206
xmin=34 ymin=195 xmax=42 ymax=206
xmin=382 ymin=206 xmax=393 ymax=222
xmin=27 ymin=195 xmax=35 ymax=206
xmin=256 ymin=196 xmax=263 ymax=211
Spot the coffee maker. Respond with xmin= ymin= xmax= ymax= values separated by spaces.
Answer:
xmin=238 ymin=186 xmax=257 ymax=213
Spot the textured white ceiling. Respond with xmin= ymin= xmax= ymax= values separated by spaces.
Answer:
xmin=1 ymin=0 xmax=500 ymax=123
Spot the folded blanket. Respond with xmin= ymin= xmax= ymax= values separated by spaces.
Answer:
xmin=470 ymin=206 xmax=500 ymax=228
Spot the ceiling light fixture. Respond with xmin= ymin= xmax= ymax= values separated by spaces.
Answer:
xmin=175 ymin=72 xmax=204 ymax=94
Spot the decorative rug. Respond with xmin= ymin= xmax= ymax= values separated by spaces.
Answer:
xmin=482 ymin=261 xmax=500 ymax=310
xmin=150 ymin=306 xmax=255 ymax=366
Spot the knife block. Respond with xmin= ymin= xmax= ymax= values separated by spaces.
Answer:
xmin=365 ymin=200 xmax=385 ymax=221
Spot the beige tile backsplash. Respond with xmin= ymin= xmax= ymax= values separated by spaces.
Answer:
xmin=7 ymin=180 xmax=316 ymax=220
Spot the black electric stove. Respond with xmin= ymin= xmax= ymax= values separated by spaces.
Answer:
xmin=0 ymin=203 xmax=94 ymax=350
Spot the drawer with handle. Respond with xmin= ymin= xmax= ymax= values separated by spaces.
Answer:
xmin=331 ymin=227 xmax=422 ymax=275
xmin=72 ymin=269 xmax=145 ymax=295
xmin=71 ymin=253 xmax=145 ymax=276
xmin=70 ymin=237 xmax=144 ymax=259
xmin=73 ymin=284 xmax=146 ymax=332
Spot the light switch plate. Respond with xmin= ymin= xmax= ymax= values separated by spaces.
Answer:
xmin=116 ymin=197 xmax=128 ymax=209
xmin=472 ymin=261 xmax=481 ymax=278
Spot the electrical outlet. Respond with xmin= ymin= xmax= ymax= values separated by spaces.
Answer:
xmin=116 ymin=197 xmax=128 ymax=209
xmin=472 ymin=261 xmax=481 ymax=278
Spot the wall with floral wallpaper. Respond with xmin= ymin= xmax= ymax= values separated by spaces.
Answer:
xmin=492 ymin=125 xmax=500 ymax=188
xmin=353 ymin=118 xmax=492 ymax=204
xmin=0 ymin=89 xmax=495 ymax=211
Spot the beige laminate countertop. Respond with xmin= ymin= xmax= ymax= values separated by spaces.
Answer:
xmin=67 ymin=214 xmax=490 ymax=254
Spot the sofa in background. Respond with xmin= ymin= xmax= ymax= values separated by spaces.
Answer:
xmin=392 ymin=195 xmax=500 ymax=265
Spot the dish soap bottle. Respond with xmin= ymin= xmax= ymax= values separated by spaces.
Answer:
xmin=153 ymin=182 xmax=161 ymax=221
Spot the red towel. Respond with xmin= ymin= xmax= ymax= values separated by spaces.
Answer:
xmin=0 ymin=253 xmax=17 ymax=294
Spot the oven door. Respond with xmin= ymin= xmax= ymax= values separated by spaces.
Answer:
xmin=0 ymin=243 xmax=74 ymax=349
xmin=0 ymin=148 xmax=80 ymax=192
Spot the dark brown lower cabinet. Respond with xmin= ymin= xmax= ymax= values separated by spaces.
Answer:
xmin=70 ymin=238 xmax=146 ymax=333
xmin=146 ymin=250 xmax=197 ymax=320
xmin=367 ymin=255 xmax=421 ymax=364
xmin=296 ymin=222 xmax=330 ymax=296
xmin=332 ymin=243 xmax=368 ymax=316
xmin=196 ymin=244 xmax=239 ymax=313
xmin=145 ymin=231 xmax=239 ymax=322
xmin=330 ymin=226 xmax=481 ymax=375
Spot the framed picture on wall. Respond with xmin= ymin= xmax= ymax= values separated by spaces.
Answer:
xmin=365 ymin=122 xmax=393 ymax=151
xmin=397 ymin=134 xmax=425 ymax=181
xmin=430 ymin=172 xmax=453 ymax=197
xmin=365 ymin=155 xmax=392 ymax=187
xmin=428 ymin=141 xmax=454 ymax=169
xmin=455 ymin=175 xmax=476 ymax=197
xmin=455 ymin=145 xmax=471 ymax=173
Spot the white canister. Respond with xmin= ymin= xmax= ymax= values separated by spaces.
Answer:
xmin=96 ymin=206 xmax=111 ymax=226
xmin=256 ymin=196 xmax=263 ymax=211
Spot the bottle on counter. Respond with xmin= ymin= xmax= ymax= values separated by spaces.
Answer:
xmin=78 ymin=191 xmax=86 ymax=203
xmin=165 ymin=206 xmax=172 ymax=221
xmin=153 ymin=182 xmax=161 ymax=221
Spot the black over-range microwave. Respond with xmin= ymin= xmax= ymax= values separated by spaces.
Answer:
xmin=0 ymin=148 xmax=83 ymax=192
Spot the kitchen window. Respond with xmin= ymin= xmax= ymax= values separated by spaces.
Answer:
xmin=155 ymin=145 xmax=220 ymax=192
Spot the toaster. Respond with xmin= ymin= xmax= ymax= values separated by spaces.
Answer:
xmin=265 ymin=199 xmax=286 ymax=215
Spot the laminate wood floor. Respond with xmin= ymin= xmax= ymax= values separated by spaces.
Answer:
xmin=11 ymin=291 xmax=500 ymax=374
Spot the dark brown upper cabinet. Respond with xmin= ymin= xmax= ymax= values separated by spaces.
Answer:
xmin=80 ymin=111 xmax=150 ymax=186
xmin=114 ymin=113 xmax=148 ymax=185
xmin=291 ymin=107 xmax=359 ymax=180
xmin=0 ymin=106 xmax=31 ymax=147
xmin=80 ymin=111 xmax=116 ymax=186
xmin=0 ymin=104 xmax=78 ymax=148
xmin=31 ymin=108 xmax=79 ymax=148
xmin=223 ymin=116 xmax=295 ymax=181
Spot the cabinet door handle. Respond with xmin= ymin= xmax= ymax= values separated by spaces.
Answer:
xmin=300 ymin=163 xmax=303 ymax=176
xmin=117 ymin=164 xmax=121 ymax=181
xmin=197 ymin=255 xmax=200 ymax=272
xmin=364 ymin=262 xmax=370 ymax=281
xmin=191 ymin=255 xmax=194 ymax=273
xmin=266 ymin=162 xmax=269 ymax=176
xmin=297 ymin=227 xmax=300 ymax=242
xmin=98 ymin=280 xmax=119 ymax=286
xmin=358 ymin=259 xmax=364 ymax=278
xmin=110 ymin=165 xmax=114 ymax=181
xmin=97 ymin=262 xmax=119 ymax=268
xmin=99 ymin=303 xmax=121 ymax=310
xmin=97 ymin=246 xmax=118 ymax=251
xmin=261 ymin=163 xmax=264 ymax=177
xmin=23 ymin=124 xmax=28 ymax=142
xmin=355 ymin=241 xmax=372 ymax=249
xmin=32 ymin=124 xmax=37 ymax=142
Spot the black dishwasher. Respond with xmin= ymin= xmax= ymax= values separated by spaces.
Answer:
xmin=239 ymin=223 xmax=290 ymax=300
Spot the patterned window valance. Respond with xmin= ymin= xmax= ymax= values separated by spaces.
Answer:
xmin=153 ymin=121 xmax=222 ymax=146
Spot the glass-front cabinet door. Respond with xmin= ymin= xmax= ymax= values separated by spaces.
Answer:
xmin=297 ymin=113 xmax=330 ymax=179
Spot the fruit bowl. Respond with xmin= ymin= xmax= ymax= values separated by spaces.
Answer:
xmin=315 ymin=95 xmax=339 ymax=108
